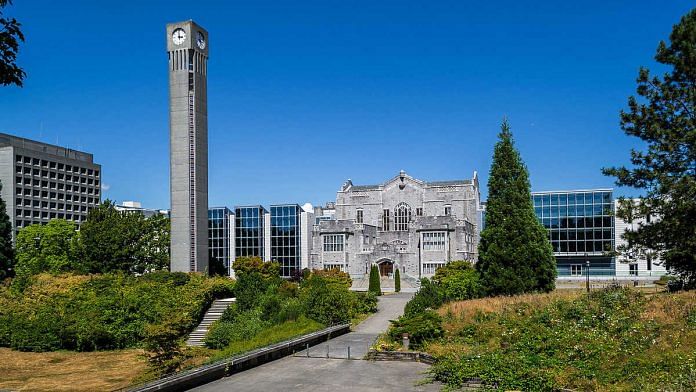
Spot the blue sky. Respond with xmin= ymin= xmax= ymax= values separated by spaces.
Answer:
xmin=1 ymin=1 xmax=692 ymax=209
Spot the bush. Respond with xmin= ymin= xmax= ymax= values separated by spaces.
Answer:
xmin=312 ymin=268 xmax=352 ymax=288
xmin=142 ymin=315 xmax=191 ymax=376
xmin=276 ymin=297 xmax=303 ymax=323
xmin=432 ymin=261 xmax=481 ymax=301
xmin=232 ymin=257 xmax=281 ymax=311
xmin=353 ymin=291 xmax=378 ymax=314
xmin=0 ymin=272 xmax=234 ymax=352
xmin=388 ymin=310 xmax=443 ymax=349
xmin=204 ymin=309 xmax=269 ymax=349
xmin=404 ymin=278 xmax=444 ymax=318
xmin=301 ymin=274 xmax=354 ymax=325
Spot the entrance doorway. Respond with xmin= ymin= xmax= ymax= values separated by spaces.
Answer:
xmin=378 ymin=260 xmax=394 ymax=277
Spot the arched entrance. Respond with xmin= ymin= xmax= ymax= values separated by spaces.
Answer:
xmin=377 ymin=259 xmax=394 ymax=277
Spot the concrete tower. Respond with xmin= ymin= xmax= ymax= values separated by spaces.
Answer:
xmin=166 ymin=20 xmax=209 ymax=273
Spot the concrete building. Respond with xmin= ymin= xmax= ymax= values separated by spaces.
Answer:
xmin=166 ymin=20 xmax=210 ymax=273
xmin=310 ymin=170 xmax=480 ymax=280
xmin=0 ymin=133 xmax=101 ymax=236
xmin=613 ymin=199 xmax=667 ymax=278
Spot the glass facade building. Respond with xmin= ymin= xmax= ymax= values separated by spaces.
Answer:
xmin=270 ymin=204 xmax=302 ymax=277
xmin=208 ymin=207 xmax=232 ymax=273
xmin=532 ymin=189 xmax=615 ymax=277
xmin=234 ymin=206 xmax=266 ymax=259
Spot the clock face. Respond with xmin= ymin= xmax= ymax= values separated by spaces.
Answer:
xmin=196 ymin=31 xmax=206 ymax=49
xmin=172 ymin=28 xmax=186 ymax=45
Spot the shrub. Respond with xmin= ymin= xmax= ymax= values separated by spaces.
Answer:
xmin=204 ymin=309 xmax=268 ymax=349
xmin=312 ymin=268 xmax=352 ymax=288
xmin=433 ymin=261 xmax=481 ymax=301
xmin=388 ymin=310 xmax=443 ymax=349
xmin=301 ymin=274 xmax=353 ymax=325
xmin=353 ymin=291 xmax=378 ymax=314
xmin=404 ymin=278 xmax=444 ymax=318
xmin=276 ymin=297 xmax=303 ymax=323
xmin=395 ymin=268 xmax=401 ymax=292
xmin=368 ymin=265 xmax=381 ymax=296
xmin=232 ymin=257 xmax=281 ymax=311
xmin=142 ymin=315 xmax=191 ymax=376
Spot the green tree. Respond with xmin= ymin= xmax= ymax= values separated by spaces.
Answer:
xmin=14 ymin=220 xmax=80 ymax=277
xmin=0 ymin=0 xmax=25 ymax=87
xmin=477 ymin=120 xmax=556 ymax=295
xmin=368 ymin=265 xmax=381 ymax=296
xmin=209 ymin=255 xmax=227 ymax=277
xmin=232 ymin=256 xmax=281 ymax=310
xmin=433 ymin=260 xmax=481 ymax=301
xmin=132 ymin=213 xmax=170 ymax=274
xmin=603 ymin=10 xmax=696 ymax=288
xmin=394 ymin=268 xmax=401 ymax=292
xmin=0 ymin=181 xmax=13 ymax=280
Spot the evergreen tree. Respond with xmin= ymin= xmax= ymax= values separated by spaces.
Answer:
xmin=603 ymin=10 xmax=696 ymax=287
xmin=0 ymin=180 xmax=14 ymax=280
xmin=368 ymin=265 xmax=381 ymax=296
xmin=477 ymin=120 xmax=556 ymax=295
xmin=394 ymin=268 xmax=401 ymax=292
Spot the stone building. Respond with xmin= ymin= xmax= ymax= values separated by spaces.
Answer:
xmin=310 ymin=170 xmax=480 ymax=280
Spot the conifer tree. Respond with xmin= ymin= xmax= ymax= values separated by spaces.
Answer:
xmin=603 ymin=10 xmax=696 ymax=287
xmin=368 ymin=265 xmax=381 ymax=296
xmin=477 ymin=120 xmax=556 ymax=295
xmin=394 ymin=268 xmax=401 ymax=292
xmin=0 ymin=180 xmax=14 ymax=280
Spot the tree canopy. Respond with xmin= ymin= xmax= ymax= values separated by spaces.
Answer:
xmin=477 ymin=120 xmax=556 ymax=295
xmin=603 ymin=9 xmax=696 ymax=287
xmin=0 ymin=0 xmax=26 ymax=87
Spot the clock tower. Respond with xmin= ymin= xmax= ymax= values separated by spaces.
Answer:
xmin=166 ymin=20 xmax=209 ymax=273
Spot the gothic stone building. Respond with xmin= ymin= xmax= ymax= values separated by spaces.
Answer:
xmin=310 ymin=171 xmax=480 ymax=280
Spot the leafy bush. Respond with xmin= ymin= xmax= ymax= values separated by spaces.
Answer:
xmin=404 ymin=278 xmax=444 ymax=318
xmin=432 ymin=261 xmax=481 ymax=301
xmin=353 ymin=291 xmax=378 ymax=314
xmin=300 ymin=273 xmax=354 ymax=325
xmin=0 ymin=272 xmax=234 ymax=352
xmin=232 ymin=257 xmax=281 ymax=311
xmin=388 ymin=310 xmax=443 ymax=349
xmin=142 ymin=314 xmax=191 ymax=376
xmin=204 ymin=309 xmax=269 ymax=349
xmin=312 ymin=268 xmax=352 ymax=288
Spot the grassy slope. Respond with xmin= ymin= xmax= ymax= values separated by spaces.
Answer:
xmin=427 ymin=289 xmax=696 ymax=391
xmin=0 ymin=348 xmax=147 ymax=391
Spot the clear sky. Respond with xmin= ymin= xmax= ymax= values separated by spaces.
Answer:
xmin=1 ymin=1 xmax=693 ymax=209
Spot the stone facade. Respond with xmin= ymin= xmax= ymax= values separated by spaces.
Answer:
xmin=310 ymin=171 xmax=480 ymax=280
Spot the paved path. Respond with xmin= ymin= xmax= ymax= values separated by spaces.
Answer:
xmin=191 ymin=293 xmax=441 ymax=392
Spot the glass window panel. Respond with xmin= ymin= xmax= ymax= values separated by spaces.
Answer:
xmin=568 ymin=194 xmax=576 ymax=206
xmin=603 ymin=192 xmax=612 ymax=203
xmin=533 ymin=195 xmax=542 ymax=205
xmin=577 ymin=241 xmax=585 ymax=252
xmin=568 ymin=241 xmax=577 ymax=252
xmin=559 ymin=194 xmax=568 ymax=204
xmin=543 ymin=194 xmax=551 ymax=206
xmin=551 ymin=194 xmax=559 ymax=205
xmin=560 ymin=241 xmax=568 ymax=252
xmin=594 ymin=192 xmax=603 ymax=204
xmin=560 ymin=206 xmax=567 ymax=216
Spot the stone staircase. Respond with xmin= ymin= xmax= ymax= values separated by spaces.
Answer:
xmin=185 ymin=298 xmax=236 ymax=347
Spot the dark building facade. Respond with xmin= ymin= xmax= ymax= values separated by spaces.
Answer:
xmin=532 ymin=189 xmax=615 ymax=277
xmin=270 ymin=204 xmax=302 ymax=277
xmin=234 ymin=205 xmax=267 ymax=260
xmin=208 ymin=207 xmax=232 ymax=273
xmin=0 ymin=133 xmax=101 ymax=237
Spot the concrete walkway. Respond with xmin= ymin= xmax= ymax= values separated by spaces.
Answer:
xmin=191 ymin=292 xmax=441 ymax=392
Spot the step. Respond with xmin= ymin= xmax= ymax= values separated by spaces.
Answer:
xmin=185 ymin=298 xmax=236 ymax=347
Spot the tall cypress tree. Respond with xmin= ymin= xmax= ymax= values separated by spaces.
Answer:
xmin=0 ymin=180 xmax=15 ymax=280
xmin=477 ymin=120 xmax=556 ymax=295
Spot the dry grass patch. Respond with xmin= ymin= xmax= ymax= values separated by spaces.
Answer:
xmin=0 ymin=348 xmax=148 ymax=391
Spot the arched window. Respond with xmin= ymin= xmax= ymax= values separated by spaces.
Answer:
xmin=394 ymin=202 xmax=411 ymax=231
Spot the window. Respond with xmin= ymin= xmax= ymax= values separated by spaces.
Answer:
xmin=423 ymin=232 xmax=446 ymax=251
xmin=356 ymin=209 xmax=363 ymax=224
xmin=570 ymin=264 xmax=583 ymax=276
xmin=444 ymin=205 xmax=451 ymax=216
xmin=423 ymin=262 xmax=445 ymax=275
xmin=416 ymin=207 xmax=423 ymax=217
xmin=629 ymin=263 xmax=638 ymax=276
xmin=382 ymin=209 xmax=390 ymax=231
xmin=323 ymin=234 xmax=344 ymax=252
xmin=394 ymin=203 xmax=411 ymax=231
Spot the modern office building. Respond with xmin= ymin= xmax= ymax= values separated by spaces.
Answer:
xmin=0 ymin=133 xmax=101 ymax=236
xmin=310 ymin=170 xmax=480 ymax=280
xmin=613 ymin=199 xmax=667 ymax=278
xmin=532 ymin=189 xmax=615 ymax=277
xmin=208 ymin=207 xmax=233 ymax=274
xmin=227 ymin=204 xmax=313 ymax=278
xmin=233 ymin=205 xmax=267 ymax=260
xmin=115 ymin=201 xmax=168 ymax=218
xmin=166 ymin=20 xmax=210 ymax=273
